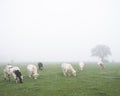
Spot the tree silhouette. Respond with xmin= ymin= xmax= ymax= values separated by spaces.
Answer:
xmin=91 ymin=44 xmax=111 ymax=61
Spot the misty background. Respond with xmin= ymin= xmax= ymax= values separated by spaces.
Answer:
xmin=0 ymin=0 xmax=120 ymax=62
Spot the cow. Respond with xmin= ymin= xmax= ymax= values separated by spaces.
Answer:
xmin=27 ymin=64 xmax=39 ymax=79
xmin=3 ymin=64 xmax=23 ymax=83
xmin=38 ymin=62 xmax=43 ymax=70
xmin=61 ymin=63 xmax=76 ymax=76
xmin=97 ymin=60 xmax=105 ymax=69
xmin=78 ymin=62 xmax=85 ymax=71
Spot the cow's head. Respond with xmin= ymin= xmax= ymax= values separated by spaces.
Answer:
xmin=33 ymin=73 xmax=39 ymax=79
xmin=14 ymin=70 xmax=23 ymax=83
xmin=72 ymin=70 xmax=76 ymax=76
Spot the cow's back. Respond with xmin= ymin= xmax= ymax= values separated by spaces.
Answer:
xmin=61 ymin=63 xmax=72 ymax=70
xmin=27 ymin=64 xmax=38 ymax=74
xmin=27 ymin=64 xmax=34 ymax=71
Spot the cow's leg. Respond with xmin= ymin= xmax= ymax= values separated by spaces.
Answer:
xmin=12 ymin=72 xmax=19 ymax=83
xmin=3 ymin=72 xmax=7 ymax=80
xmin=15 ymin=78 xmax=18 ymax=83
xmin=80 ymin=67 xmax=83 ymax=71
xmin=63 ymin=69 xmax=67 ymax=76
xmin=28 ymin=73 xmax=32 ymax=79
xmin=8 ymin=74 xmax=11 ymax=82
xmin=38 ymin=66 xmax=40 ymax=70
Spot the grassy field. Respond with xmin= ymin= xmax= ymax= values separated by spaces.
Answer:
xmin=0 ymin=62 xmax=120 ymax=96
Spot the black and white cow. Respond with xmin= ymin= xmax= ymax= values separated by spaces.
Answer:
xmin=97 ymin=60 xmax=105 ymax=69
xmin=38 ymin=62 xmax=43 ymax=70
xmin=3 ymin=64 xmax=23 ymax=83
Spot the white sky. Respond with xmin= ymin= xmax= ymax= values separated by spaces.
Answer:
xmin=0 ymin=0 xmax=120 ymax=62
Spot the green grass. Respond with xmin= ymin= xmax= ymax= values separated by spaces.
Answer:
xmin=0 ymin=62 xmax=120 ymax=96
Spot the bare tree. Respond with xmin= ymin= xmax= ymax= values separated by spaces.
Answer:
xmin=91 ymin=44 xmax=111 ymax=62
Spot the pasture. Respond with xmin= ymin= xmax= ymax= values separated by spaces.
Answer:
xmin=0 ymin=62 xmax=120 ymax=96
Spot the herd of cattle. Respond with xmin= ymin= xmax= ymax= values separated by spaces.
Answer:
xmin=3 ymin=61 xmax=104 ymax=84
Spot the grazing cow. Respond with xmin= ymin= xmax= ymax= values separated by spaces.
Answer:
xmin=27 ymin=64 xmax=39 ymax=79
xmin=38 ymin=62 xmax=43 ymax=70
xmin=3 ymin=64 xmax=23 ymax=83
xmin=61 ymin=63 xmax=76 ymax=76
xmin=97 ymin=60 xmax=105 ymax=69
xmin=78 ymin=62 xmax=85 ymax=71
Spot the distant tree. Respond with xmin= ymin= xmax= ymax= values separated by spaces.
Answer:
xmin=91 ymin=44 xmax=111 ymax=62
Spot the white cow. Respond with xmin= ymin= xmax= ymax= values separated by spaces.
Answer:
xmin=27 ymin=64 xmax=39 ymax=79
xmin=78 ymin=62 xmax=85 ymax=71
xmin=61 ymin=63 xmax=76 ymax=76
xmin=3 ymin=64 xmax=23 ymax=83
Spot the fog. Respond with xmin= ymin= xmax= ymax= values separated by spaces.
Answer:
xmin=0 ymin=0 xmax=120 ymax=62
